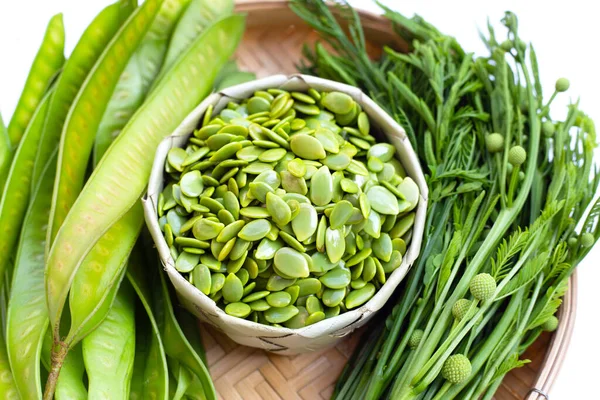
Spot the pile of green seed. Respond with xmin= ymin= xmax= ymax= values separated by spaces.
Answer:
xmin=157 ymin=87 xmax=420 ymax=328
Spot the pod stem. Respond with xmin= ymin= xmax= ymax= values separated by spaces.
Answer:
xmin=43 ymin=341 xmax=68 ymax=400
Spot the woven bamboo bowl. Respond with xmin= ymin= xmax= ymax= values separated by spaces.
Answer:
xmin=189 ymin=1 xmax=577 ymax=398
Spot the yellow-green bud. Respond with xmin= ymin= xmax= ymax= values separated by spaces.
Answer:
xmin=580 ymin=232 xmax=595 ymax=248
xmin=567 ymin=237 xmax=578 ymax=248
xmin=409 ymin=329 xmax=424 ymax=349
xmin=452 ymin=299 xmax=477 ymax=321
xmin=555 ymin=78 xmax=570 ymax=92
xmin=470 ymin=273 xmax=496 ymax=301
xmin=542 ymin=120 xmax=556 ymax=137
xmin=542 ymin=315 xmax=559 ymax=332
xmin=442 ymin=354 xmax=472 ymax=384
xmin=500 ymin=40 xmax=513 ymax=51
xmin=508 ymin=145 xmax=527 ymax=166
xmin=485 ymin=133 xmax=504 ymax=153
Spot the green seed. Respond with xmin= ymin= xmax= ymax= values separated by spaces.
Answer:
xmin=296 ymin=278 xmax=322 ymax=297
xmin=347 ymin=248 xmax=372 ymax=267
xmin=249 ymin=299 xmax=270 ymax=312
xmin=306 ymin=295 xmax=323 ymax=314
xmin=273 ymin=247 xmax=309 ymax=278
xmin=345 ymin=283 xmax=376 ymax=309
xmin=255 ymin=238 xmax=284 ymax=260
xmin=285 ymin=285 xmax=300 ymax=305
xmin=290 ymin=134 xmax=326 ymax=160
xmin=310 ymin=166 xmax=333 ymax=206
xmin=310 ymin=252 xmax=338 ymax=274
xmin=367 ymin=186 xmax=400 ymax=215
xmin=236 ymin=145 xmax=263 ymax=162
xmin=305 ymin=311 xmax=326 ymax=326
xmin=281 ymin=170 xmax=308 ymax=195
xmin=367 ymin=143 xmax=395 ymax=162
xmin=278 ymin=231 xmax=305 ymax=252
xmin=266 ymin=192 xmax=292 ymax=226
xmin=350 ymin=279 xmax=367 ymax=290
xmin=217 ymin=237 xmax=236 ymax=261
xmin=396 ymin=177 xmax=419 ymax=211
xmin=247 ymin=96 xmax=271 ymax=114
xmin=222 ymin=273 xmax=244 ymax=303
xmin=284 ymin=306 xmax=309 ymax=328
xmin=226 ymin=251 xmax=247 ymax=274
xmin=258 ymin=148 xmax=287 ymax=162
xmin=291 ymin=92 xmax=316 ymax=104
xmin=322 ymin=91 xmax=354 ymax=114
xmin=192 ymin=264 xmax=211 ymax=295
xmin=225 ymin=302 xmax=252 ymax=318
xmin=266 ymin=275 xmax=297 ymax=291
xmin=236 ymin=268 xmax=250 ymax=286
xmin=179 ymin=170 xmax=204 ymax=197
xmin=314 ymin=128 xmax=340 ymax=153
xmin=264 ymin=305 xmax=299 ymax=324
xmin=242 ymin=290 xmax=270 ymax=303
xmin=324 ymin=306 xmax=340 ymax=318
xmin=390 ymin=212 xmax=415 ymax=238
xmin=249 ymin=181 xmax=274 ymax=203
xmin=210 ymin=273 xmax=226 ymax=295
xmin=167 ymin=147 xmax=188 ymax=171
xmin=287 ymin=158 xmax=306 ymax=177
xmin=322 ymin=288 xmax=346 ymax=307
xmin=216 ymin=220 xmax=246 ymax=243
xmin=329 ymin=200 xmax=354 ymax=230
xmin=291 ymin=203 xmax=318 ymax=242
xmin=266 ymin=291 xmax=292 ymax=308
xmin=240 ymin=207 xmax=271 ymax=219
xmin=238 ymin=219 xmax=271 ymax=241
xmin=201 ymin=254 xmax=222 ymax=271
xmin=340 ymin=178 xmax=359 ymax=194
xmin=357 ymin=112 xmax=370 ymax=135
xmin=325 ymin=227 xmax=345 ymax=264
xmin=175 ymin=252 xmax=200 ymax=273
xmin=382 ymin=250 xmax=403 ymax=273
xmin=373 ymin=233 xmax=393 ymax=262
xmin=192 ymin=219 xmax=224 ymax=241
xmin=319 ymin=268 xmax=351 ymax=289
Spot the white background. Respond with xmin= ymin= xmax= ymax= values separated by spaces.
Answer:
xmin=0 ymin=1 xmax=597 ymax=398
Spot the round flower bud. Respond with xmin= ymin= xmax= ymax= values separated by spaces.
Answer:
xmin=485 ymin=133 xmax=504 ymax=153
xmin=409 ymin=329 xmax=424 ymax=350
xmin=567 ymin=237 xmax=578 ymax=248
xmin=555 ymin=78 xmax=570 ymax=93
xmin=580 ymin=232 xmax=595 ymax=248
xmin=542 ymin=120 xmax=556 ymax=137
xmin=542 ymin=315 xmax=559 ymax=332
xmin=500 ymin=40 xmax=513 ymax=51
xmin=469 ymin=273 xmax=496 ymax=301
xmin=452 ymin=299 xmax=476 ymax=321
xmin=518 ymin=171 xmax=525 ymax=181
xmin=442 ymin=354 xmax=472 ymax=384
xmin=508 ymin=145 xmax=527 ymax=166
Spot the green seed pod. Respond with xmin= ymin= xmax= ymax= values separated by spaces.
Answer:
xmin=499 ymin=39 xmax=513 ymax=51
xmin=408 ymin=329 xmax=424 ymax=350
xmin=580 ymin=232 xmax=595 ymax=248
xmin=542 ymin=120 xmax=555 ymax=137
xmin=508 ymin=145 xmax=527 ymax=166
xmin=451 ymin=299 xmax=475 ymax=321
xmin=541 ymin=315 xmax=559 ymax=332
xmin=555 ymin=77 xmax=570 ymax=92
xmin=469 ymin=273 xmax=496 ymax=301
xmin=442 ymin=354 xmax=472 ymax=384
xmin=485 ymin=133 xmax=504 ymax=153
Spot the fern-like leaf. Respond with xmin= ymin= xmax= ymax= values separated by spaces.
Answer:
xmin=491 ymin=353 xmax=531 ymax=383
xmin=491 ymin=229 xmax=529 ymax=279
xmin=527 ymin=280 xmax=569 ymax=330
xmin=496 ymin=252 xmax=549 ymax=300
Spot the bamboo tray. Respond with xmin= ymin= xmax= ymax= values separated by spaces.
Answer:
xmin=196 ymin=1 xmax=577 ymax=398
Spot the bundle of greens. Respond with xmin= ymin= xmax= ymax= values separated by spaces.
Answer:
xmin=291 ymin=1 xmax=599 ymax=398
